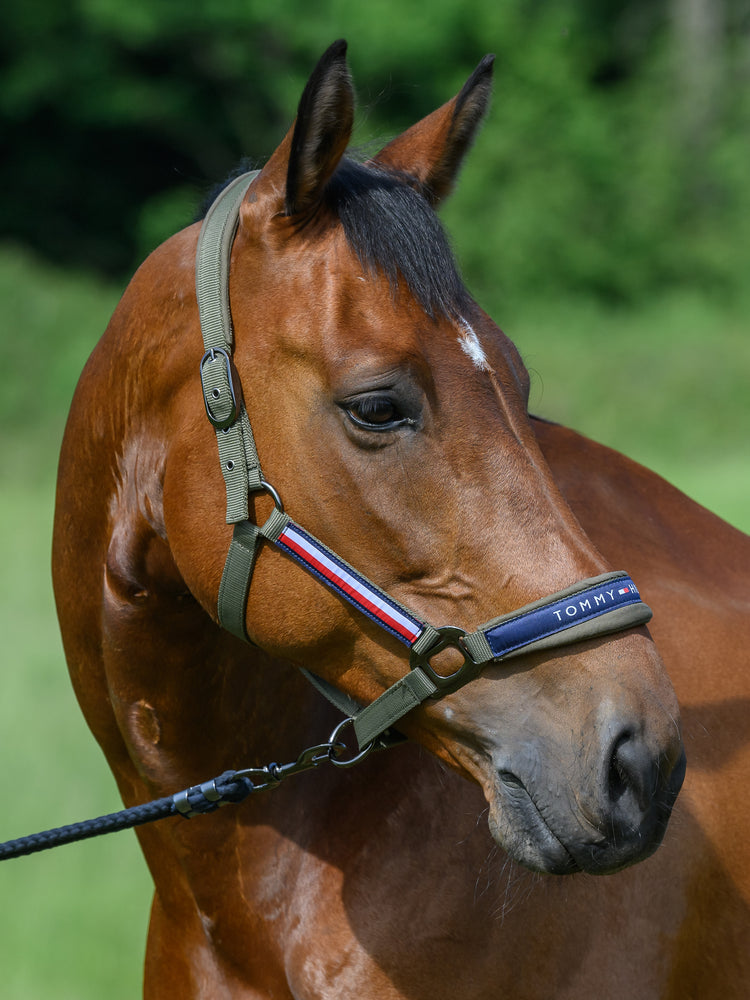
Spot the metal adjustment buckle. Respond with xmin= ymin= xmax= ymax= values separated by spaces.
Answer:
xmin=200 ymin=347 xmax=242 ymax=430
xmin=409 ymin=625 xmax=482 ymax=693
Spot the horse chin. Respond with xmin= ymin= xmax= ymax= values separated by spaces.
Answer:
xmin=484 ymin=753 xmax=686 ymax=877
xmin=486 ymin=781 xmax=582 ymax=876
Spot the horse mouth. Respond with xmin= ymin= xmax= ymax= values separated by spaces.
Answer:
xmin=489 ymin=771 xmax=582 ymax=875
xmin=487 ymin=754 xmax=685 ymax=877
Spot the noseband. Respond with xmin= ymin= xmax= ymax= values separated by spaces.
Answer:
xmin=196 ymin=172 xmax=652 ymax=752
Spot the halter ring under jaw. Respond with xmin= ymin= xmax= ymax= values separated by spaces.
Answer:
xmin=409 ymin=624 xmax=481 ymax=692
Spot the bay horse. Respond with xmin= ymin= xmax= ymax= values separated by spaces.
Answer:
xmin=52 ymin=41 xmax=749 ymax=999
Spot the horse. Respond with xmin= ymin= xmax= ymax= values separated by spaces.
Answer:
xmin=52 ymin=40 xmax=749 ymax=999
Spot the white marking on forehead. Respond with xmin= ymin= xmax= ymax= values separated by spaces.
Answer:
xmin=457 ymin=318 xmax=491 ymax=371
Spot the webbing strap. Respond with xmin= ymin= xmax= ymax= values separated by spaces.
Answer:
xmin=217 ymin=507 xmax=289 ymax=641
xmin=299 ymin=669 xmax=364 ymax=719
xmin=196 ymin=170 xmax=259 ymax=353
xmin=218 ymin=521 xmax=262 ymax=640
xmin=265 ymin=518 xmax=428 ymax=648
xmin=353 ymin=669 xmax=437 ymax=747
xmin=197 ymin=171 xmax=264 ymax=523
xmin=466 ymin=573 xmax=649 ymax=662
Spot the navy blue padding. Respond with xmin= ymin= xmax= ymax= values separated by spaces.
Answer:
xmin=483 ymin=576 xmax=645 ymax=659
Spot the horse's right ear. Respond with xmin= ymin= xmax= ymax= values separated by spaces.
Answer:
xmin=241 ymin=40 xmax=354 ymax=224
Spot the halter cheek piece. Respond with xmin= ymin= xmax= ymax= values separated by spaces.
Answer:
xmin=196 ymin=172 xmax=653 ymax=752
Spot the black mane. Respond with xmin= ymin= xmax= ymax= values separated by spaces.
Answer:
xmin=325 ymin=159 xmax=470 ymax=320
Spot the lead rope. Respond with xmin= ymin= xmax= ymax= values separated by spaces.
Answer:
xmin=0 ymin=772 xmax=254 ymax=862
xmin=0 ymin=726 xmax=377 ymax=862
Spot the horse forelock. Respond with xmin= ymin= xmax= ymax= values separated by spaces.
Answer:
xmin=325 ymin=159 xmax=471 ymax=320
xmin=200 ymin=156 xmax=470 ymax=320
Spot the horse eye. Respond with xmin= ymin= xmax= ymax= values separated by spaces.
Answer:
xmin=345 ymin=395 xmax=406 ymax=430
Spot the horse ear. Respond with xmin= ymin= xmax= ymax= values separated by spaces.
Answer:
xmin=284 ymin=39 xmax=354 ymax=216
xmin=241 ymin=41 xmax=353 ymax=222
xmin=372 ymin=55 xmax=495 ymax=205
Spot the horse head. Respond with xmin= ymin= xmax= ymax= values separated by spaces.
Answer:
xmin=63 ymin=41 xmax=685 ymax=880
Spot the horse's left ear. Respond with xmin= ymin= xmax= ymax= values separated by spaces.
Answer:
xmin=372 ymin=55 xmax=495 ymax=206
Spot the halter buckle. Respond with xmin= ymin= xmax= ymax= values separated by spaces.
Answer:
xmin=409 ymin=625 xmax=482 ymax=693
xmin=200 ymin=347 xmax=242 ymax=430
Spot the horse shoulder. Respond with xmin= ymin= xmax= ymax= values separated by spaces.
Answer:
xmin=534 ymin=416 xmax=750 ymax=989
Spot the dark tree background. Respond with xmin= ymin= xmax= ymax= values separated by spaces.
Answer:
xmin=2 ymin=0 xmax=749 ymax=304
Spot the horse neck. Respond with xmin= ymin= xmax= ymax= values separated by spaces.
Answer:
xmin=109 ymin=598 xmax=337 ymax=802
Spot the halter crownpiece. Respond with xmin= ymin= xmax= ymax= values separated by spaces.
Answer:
xmin=195 ymin=172 xmax=653 ymax=750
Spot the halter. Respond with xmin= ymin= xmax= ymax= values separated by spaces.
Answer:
xmin=196 ymin=171 xmax=653 ymax=752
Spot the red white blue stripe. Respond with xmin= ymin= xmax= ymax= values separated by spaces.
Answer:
xmin=275 ymin=522 xmax=425 ymax=646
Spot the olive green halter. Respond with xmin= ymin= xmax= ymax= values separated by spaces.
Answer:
xmin=196 ymin=171 xmax=653 ymax=751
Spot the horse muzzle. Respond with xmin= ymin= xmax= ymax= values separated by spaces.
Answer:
xmin=486 ymin=717 xmax=687 ymax=875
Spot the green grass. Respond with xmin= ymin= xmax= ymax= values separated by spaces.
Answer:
xmin=0 ymin=247 xmax=151 ymax=999
xmin=508 ymin=291 xmax=750 ymax=532
xmin=0 ymin=242 xmax=746 ymax=998
xmin=0 ymin=484 xmax=151 ymax=999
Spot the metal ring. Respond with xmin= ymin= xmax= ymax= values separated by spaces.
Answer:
xmin=327 ymin=718 xmax=375 ymax=768
xmin=258 ymin=478 xmax=284 ymax=513
xmin=409 ymin=624 xmax=480 ymax=692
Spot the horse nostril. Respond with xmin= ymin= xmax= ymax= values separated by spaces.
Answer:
xmin=608 ymin=732 xmax=658 ymax=814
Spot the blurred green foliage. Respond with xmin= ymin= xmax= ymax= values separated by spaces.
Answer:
xmin=2 ymin=0 xmax=750 ymax=305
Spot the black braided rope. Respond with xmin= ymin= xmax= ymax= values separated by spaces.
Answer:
xmin=0 ymin=770 xmax=255 ymax=862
